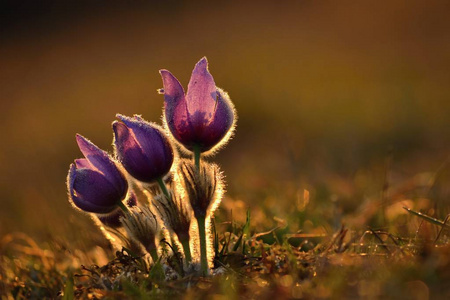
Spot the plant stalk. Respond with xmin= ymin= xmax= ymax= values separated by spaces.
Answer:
xmin=181 ymin=239 xmax=192 ymax=263
xmin=157 ymin=177 xmax=171 ymax=200
xmin=117 ymin=201 xmax=131 ymax=214
xmin=193 ymin=145 xmax=201 ymax=170
xmin=147 ymin=247 xmax=159 ymax=264
xmin=197 ymin=216 xmax=208 ymax=276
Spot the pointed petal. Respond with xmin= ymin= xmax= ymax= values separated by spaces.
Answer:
xmin=76 ymin=134 xmax=109 ymax=171
xmin=75 ymin=158 xmax=91 ymax=169
xmin=160 ymin=70 xmax=185 ymax=102
xmin=75 ymin=134 xmax=127 ymax=193
xmin=113 ymin=120 xmax=147 ymax=173
xmin=185 ymin=57 xmax=217 ymax=128
xmin=160 ymin=70 xmax=193 ymax=144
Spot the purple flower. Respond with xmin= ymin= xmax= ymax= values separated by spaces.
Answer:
xmin=113 ymin=114 xmax=174 ymax=183
xmin=67 ymin=134 xmax=128 ymax=214
xmin=160 ymin=57 xmax=236 ymax=153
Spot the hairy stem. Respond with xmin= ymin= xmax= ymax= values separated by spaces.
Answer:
xmin=157 ymin=177 xmax=171 ymax=200
xmin=193 ymin=145 xmax=201 ymax=170
xmin=181 ymin=239 xmax=192 ymax=263
xmin=117 ymin=201 xmax=131 ymax=214
xmin=197 ymin=217 xmax=208 ymax=276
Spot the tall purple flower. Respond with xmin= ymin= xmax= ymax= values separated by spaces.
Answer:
xmin=67 ymin=134 xmax=128 ymax=214
xmin=160 ymin=57 xmax=236 ymax=154
xmin=113 ymin=114 xmax=174 ymax=183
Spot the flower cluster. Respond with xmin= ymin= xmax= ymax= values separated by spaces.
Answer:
xmin=67 ymin=57 xmax=236 ymax=276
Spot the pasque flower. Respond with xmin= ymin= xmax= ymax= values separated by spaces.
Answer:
xmin=113 ymin=114 xmax=174 ymax=183
xmin=67 ymin=134 xmax=128 ymax=214
xmin=121 ymin=206 xmax=160 ymax=263
xmin=178 ymin=159 xmax=224 ymax=275
xmin=179 ymin=159 xmax=223 ymax=219
xmin=152 ymin=185 xmax=193 ymax=262
xmin=160 ymin=57 xmax=236 ymax=154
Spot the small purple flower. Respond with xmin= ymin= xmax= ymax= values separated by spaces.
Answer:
xmin=113 ymin=114 xmax=174 ymax=183
xmin=67 ymin=134 xmax=128 ymax=214
xmin=160 ymin=57 xmax=236 ymax=153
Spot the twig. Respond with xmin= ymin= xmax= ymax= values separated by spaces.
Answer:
xmin=434 ymin=214 xmax=450 ymax=244
xmin=369 ymin=228 xmax=391 ymax=254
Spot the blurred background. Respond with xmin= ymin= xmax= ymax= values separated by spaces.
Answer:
xmin=1 ymin=0 xmax=450 ymax=252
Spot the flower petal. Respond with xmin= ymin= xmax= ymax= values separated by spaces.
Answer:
xmin=75 ymin=158 xmax=91 ymax=169
xmin=75 ymin=134 xmax=127 ymax=194
xmin=198 ymin=88 xmax=235 ymax=151
xmin=114 ymin=119 xmax=173 ymax=182
xmin=160 ymin=70 xmax=185 ymax=104
xmin=160 ymin=70 xmax=193 ymax=144
xmin=113 ymin=121 xmax=147 ymax=178
xmin=185 ymin=57 xmax=217 ymax=130
xmin=70 ymin=167 xmax=121 ymax=213
xmin=117 ymin=115 xmax=170 ymax=165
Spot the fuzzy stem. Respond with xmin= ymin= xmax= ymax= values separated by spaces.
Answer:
xmin=193 ymin=145 xmax=201 ymax=170
xmin=117 ymin=201 xmax=131 ymax=214
xmin=197 ymin=216 xmax=208 ymax=276
xmin=156 ymin=177 xmax=171 ymax=200
xmin=181 ymin=239 xmax=192 ymax=263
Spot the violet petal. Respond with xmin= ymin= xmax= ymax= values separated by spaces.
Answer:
xmin=160 ymin=70 xmax=193 ymax=144
xmin=113 ymin=119 xmax=173 ymax=183
xmin=75 ymin=158 xmax=91 ymax=169
xmin=117 ymin=115 xmax=170 ymax=166
xmin=198 ymin=89 xmax=235 ymax=151
xmin=71 ymin=168 xmax=121 ymax=213
xmin=185 ymin=57 xmax=217 ymax=130
xmin=76 ymin=134 xmax=127 ymax=194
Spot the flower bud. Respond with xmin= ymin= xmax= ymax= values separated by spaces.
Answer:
xmin=178 ymin=159 xmax=224 ymax=219
xmin=67 ymin=134 xmax=128 ymax=214
xmin=113 ymin=114 xmax=174 ymax=183
xmin=121 ymin=206 xmax=159 ymax=259
xmin=160 ymin=57 xmax=236 ymax=154
xmin=153 ymin=188 xmax=192 ymax=244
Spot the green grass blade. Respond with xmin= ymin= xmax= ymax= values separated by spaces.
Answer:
xmin=213 ymin=219 xmax=219 ymax=256
xmin=403 ymin=206 xmax=450 ymax=229
xmin=232 ymin=232 xmax=244 ymax=252
xmin=243 ymin=211 xmax=251 ymax=238
xmin=62 ymin=276 xmax=74 ymax=300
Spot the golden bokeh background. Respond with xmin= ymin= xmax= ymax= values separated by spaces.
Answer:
xmin=1 ymin=1 xmax=450 ymax=249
